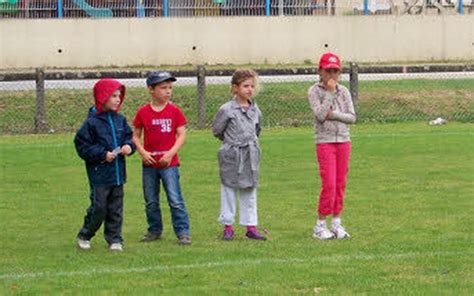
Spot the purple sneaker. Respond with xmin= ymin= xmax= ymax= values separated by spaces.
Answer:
xmin=222 ymin=228 xmax=234 ymax=241
xmin=245 ymin=229 xmax=267 ymax=241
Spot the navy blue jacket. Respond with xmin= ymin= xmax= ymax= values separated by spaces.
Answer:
xmin=74 ymin=111 xmax=136 ymax=187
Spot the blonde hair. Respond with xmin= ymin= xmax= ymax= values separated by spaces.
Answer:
xmin=231 ymin=69 xmax=260 ymax=95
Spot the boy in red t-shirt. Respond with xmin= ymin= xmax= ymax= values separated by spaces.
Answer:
xmin=132 ymin=71 xmax=191 ymax=245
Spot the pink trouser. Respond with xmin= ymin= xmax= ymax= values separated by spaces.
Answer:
xmin=316 ymin=142 xmax=351 ymax=216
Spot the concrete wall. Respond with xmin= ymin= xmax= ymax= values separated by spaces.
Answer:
xmin=0 ymin=16 xmax=473 ymax=69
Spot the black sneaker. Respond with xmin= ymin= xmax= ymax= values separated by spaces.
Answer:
xmin=140 ymin=232 xmax=161 ymax=242
xmin=178 ymin=235 xmax=192 ymax=245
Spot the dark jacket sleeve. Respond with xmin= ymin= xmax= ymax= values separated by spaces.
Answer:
xmin=122 ymin=117 xmax=136 ymax=155
xmin=74 ymin=120 xmax=107 ymax=164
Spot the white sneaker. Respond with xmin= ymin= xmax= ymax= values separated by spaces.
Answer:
xmin=333 ymin=224 xmax=351 ymax=239
xmin=109 ymin=243 xmax=123 ymax=252
xmin=312 ymin=224 xmax=335 ymax=240
xmin=77 ymin=238 xmax=91 ymax=250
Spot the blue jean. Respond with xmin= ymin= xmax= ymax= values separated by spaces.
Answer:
xmin=142 ymin=166 xmax=190 ymax=237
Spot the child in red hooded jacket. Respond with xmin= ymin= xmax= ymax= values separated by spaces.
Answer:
xmin=74 ymin=79 xmax=136 ymax=252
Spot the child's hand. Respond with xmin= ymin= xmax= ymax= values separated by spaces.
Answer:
xmin=141 ymin=150 xmax=157 ymax=166
xmin=326 ymin=106 xmax=333 ymax=120
xmin=326 ymin=79 xmax=337 ymax=93
xmin=326 ymin=109 xmax=333 ymax=120
xmin=121 ymin=145 xmax=132 ymax=156
xmin=105 ymin=151 xmax=116 ymax=163
xmin=158 ymin=152 xmax=173 ymax=168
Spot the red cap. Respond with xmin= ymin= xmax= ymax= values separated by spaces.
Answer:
xmin=319 ymin=53 xmax=341 ymax=70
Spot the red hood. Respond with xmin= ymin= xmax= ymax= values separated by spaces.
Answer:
xmin=93 ymin=79 xmax=126 ymax=114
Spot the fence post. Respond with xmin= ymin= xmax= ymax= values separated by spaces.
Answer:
xmin=349 ymin=62 xmax=359 ymax=115
xmin=137 ymin=0 xmax=145 ymax=17
xmin=330 ymin=0 xmax=335 ymax=15
xmin=278 ymin=0 xmax=283 ymax=16
xmin=163 ymin=0 xmax=169 ymax=16
xmin=57 ymin=0 xmax=63 ymax=18
xmin=458 ymin=0 xmax=463 ymax=15
xmin=197 ymin=65 xmax=207 ymax=129
xmin=35 ymin=68 xmax=48 ymax=133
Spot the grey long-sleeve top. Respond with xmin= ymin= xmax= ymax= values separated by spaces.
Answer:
xmin=308 ymin=83 xmax=356 ymax=144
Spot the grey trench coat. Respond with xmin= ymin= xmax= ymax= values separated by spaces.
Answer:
xmin=211 ymin=98 xmax=262 ymax=189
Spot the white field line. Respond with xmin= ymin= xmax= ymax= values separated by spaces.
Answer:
xmin=0 ymin=250 xmax=470 ymax=281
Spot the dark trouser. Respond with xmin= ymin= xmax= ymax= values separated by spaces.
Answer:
xmin=77 ymin=185 xmax=124 ymax=244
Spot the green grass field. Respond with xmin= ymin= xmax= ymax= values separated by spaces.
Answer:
xmin=1 ymin=122 xmax=473 ymax=294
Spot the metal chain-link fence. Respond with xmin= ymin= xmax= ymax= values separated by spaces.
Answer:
xmin=0 ymin=64 xmax=473 ymax=134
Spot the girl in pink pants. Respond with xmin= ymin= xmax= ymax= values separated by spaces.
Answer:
xmin=308 ymin=53 xmax=356 ymax=240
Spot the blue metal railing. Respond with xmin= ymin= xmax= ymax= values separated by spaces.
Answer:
xmin=57 ymin=0 xmax=63 ymax=18
xmin=0 ymin=1 xmax=471 ymax=19
xmin=163 ymin=0 xmax=168 ymax=17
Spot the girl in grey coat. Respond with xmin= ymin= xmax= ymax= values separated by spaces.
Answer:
xmin=211 ymin=69 xmax=266 ymax=241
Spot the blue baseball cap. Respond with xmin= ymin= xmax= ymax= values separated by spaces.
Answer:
xmin=146 ymin=71 xmax=177 ymax=86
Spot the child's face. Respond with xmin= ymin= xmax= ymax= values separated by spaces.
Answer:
xmin=149 ymin=81 xmax=173 ymax=102
xmin=232 ymin=78 xmax=256 ymax=101
xmin=319 ymin=68 xmax=340 ymax=84
xmin=102 ymin=90 xmax=121 ymax=112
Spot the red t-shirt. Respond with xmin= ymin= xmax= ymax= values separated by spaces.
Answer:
xmin=133 ymin=103 xmax=187 ymax=168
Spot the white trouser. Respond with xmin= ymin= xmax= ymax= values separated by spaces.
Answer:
xmin=218 ymin=184 xmax=258 ymax=226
